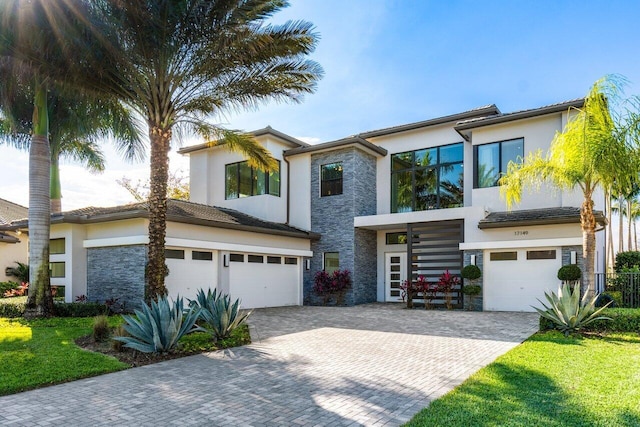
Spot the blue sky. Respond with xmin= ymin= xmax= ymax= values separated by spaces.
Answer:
xmin=2 ymin=0 xmax=640 ymax=209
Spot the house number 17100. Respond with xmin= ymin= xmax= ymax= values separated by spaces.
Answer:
xmin=514 ymin=231 xmax=529 ymax=236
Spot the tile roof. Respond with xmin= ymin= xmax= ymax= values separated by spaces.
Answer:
xmin=0 ymin=198 xmax=28 ymax=225
xmin=478 ymin=207 xmax=605 ymax=229
xmin=13 ymin=199 xmax=318 ymax=240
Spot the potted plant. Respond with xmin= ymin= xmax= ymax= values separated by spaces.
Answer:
xmin=461 ymin=264 xmax=482 ymax=310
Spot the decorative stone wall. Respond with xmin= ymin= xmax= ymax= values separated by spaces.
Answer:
xmin=305 ymin=147 xmax=377 ymax=306
xmin=463 ymin=249 xmax=484 ymax=311
xmin=87 ymin=245 xmax=147 ymax=310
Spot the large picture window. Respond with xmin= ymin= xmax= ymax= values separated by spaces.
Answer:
xmin=321 ymin=162 xmax=343 ymax=196
xmin=390 ymin=143 xmax=463 ymax=213
xmin=474 ymin=138 xmax=524 ymax=188
xmin=225 ymin=160 xmax=280 ymax=199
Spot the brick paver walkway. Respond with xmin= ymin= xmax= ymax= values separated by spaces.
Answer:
xmin=0 ymin=304 xmax=538 ymax=426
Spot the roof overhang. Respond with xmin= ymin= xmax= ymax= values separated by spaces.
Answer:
xmin=284 ymin=136 xmax=387 ymax=157
xmin=178 ymin=126 xmax=308 ymax=155
xmin=478 ymin=207 xmax=606 ymax=230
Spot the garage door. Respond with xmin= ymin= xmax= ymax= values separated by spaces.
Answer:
xmin=229 ymin=253 xmax=301 ymax=309
xmin=165 ymin=248 xmax=217 ymax=302
xmin=483 ymin=247 xmax=561 ymax=312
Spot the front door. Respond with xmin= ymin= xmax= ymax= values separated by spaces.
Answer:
xmin=385 ymin=252 xmax=407 ymax=302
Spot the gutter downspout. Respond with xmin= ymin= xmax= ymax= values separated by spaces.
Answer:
xmin=284 ymin=155 xmax=291 ymax=224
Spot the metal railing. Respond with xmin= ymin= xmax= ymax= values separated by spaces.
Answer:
xmin=595 ymin=272 xmax=640 ymax=308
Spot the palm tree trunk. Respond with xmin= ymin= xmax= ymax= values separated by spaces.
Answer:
xmin=581 ymin=195 xmax=596 ymax=298
xmin=145 ymin=124 xmax=170 ymax=301
xmin=25 ymin=80 xmax=54 ymax=318
xmin=628 ymin=201 xmax=633 ymax=251
xmin=50 ymin=155 xmax=62 ymax=213
xmin=606 ymin=194 xmax=614 ymax=271
xmin=618 ymin=197 xmax=624 ymax=253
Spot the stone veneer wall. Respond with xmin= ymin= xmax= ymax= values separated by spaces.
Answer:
xmin=462 ymin=250 xmax=484 ymax=311
xmin=305 ymin=147 xmax=377 ymax=306
xmin=87 ymin=245 xmax=147 ymax=310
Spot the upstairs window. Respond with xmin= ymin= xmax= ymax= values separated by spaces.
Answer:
xmin=225 ymin=160 xmax=280 ymax=199
xmin=474 ymin=138 xmax=523 ymax=188
xmin=323 ymin=252 xmax=339 ymax=274
xmin=321 ymin=162 xmax=343 ymax=196
xmin=50 ymin=238 xmax=65 ymax=254
xmin=390 ymin=142 xmax=463 ymax=213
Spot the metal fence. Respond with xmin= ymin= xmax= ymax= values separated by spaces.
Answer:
xmin=595 ymin=272 xmax=640 ymax=308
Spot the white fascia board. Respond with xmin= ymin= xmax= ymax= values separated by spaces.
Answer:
xmin=355 ymin=207 xmax=469 ymax=229
xmin=459 ymin=237 xmax=582 ymax=250
xmin=83 ymin=235 xmax=148 ymax=248
xmin=83 ymin=235 xmax=312 ymax=257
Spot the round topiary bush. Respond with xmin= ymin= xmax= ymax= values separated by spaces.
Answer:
xmin=557 ymin=264 xmax=581 ymax=281
xmin=462 ymin=284 xmax=482 ymax=295
xmin=461 ymin=264 xmax=481 ymax=280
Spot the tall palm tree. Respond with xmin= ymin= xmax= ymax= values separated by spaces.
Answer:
xmin=501 ymin=76 xmax=640 ymax=298
xmin=69 ymin=0 xmax=323 ymax=300
xmin=0 ymin=80 xmax=143 ymax=212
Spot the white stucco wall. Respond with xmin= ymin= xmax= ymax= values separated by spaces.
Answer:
xmin=288 ymin=153 xmax=311 ymax=230
xmin=0 ymin=232 xmax=28 ymax=282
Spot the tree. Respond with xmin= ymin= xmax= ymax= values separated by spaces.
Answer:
xmin=0 ymin=79 xmax=143 ymax=213
xmin=117 ymin=170 xmax=190 ymax=202
xmin=70 ymin=1 xmax=323 ymax=300
xmin=501 ymin=76 xmax=639 ymax=298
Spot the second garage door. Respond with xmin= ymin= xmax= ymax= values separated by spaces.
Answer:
xmin=229 ymin=253 xmax=301 ymax=309
xmin=483 ymin=247 xmax=561 ymax=312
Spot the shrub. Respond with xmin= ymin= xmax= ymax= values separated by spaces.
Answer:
xmin=437 ymin=270 xmax=461 ymax=310
xmin=557 ymin=264 xmax=582 ymax=281
xmin=111 ymin=324 xmax=129 ymax=352
xmin=92 ymin=315 xmax=110 ymax=342
xmin=541 ymin=308 xmax=640 ymax=333
xmin=0 ymin=297 xmax=26 ymax=317
xmin=5 ymin=261 xmax=29 ymax=283
xmin=3 ymin=282 xmax=28 ymax=298
xmin=189 ymin=288 xmax=251 ymax=341
xmin=461 ymin=265 xmax=481 ymax=281
xmin=462 ymin=285 xmax=482 ymax=296
xmin=614 ymin=251 xmax=640 ymax=272
xmin=54 ymin=302 xmax=108 ymax=317
xmin=115 ymin=295 xmax=202 ymax=354
xmin=312 ymin=269 xmax=352 ymax=305
xmin=534 ymin=282 xmax=611 ymax=336
xmin=0 ymin=281 xmax=19 ymax=296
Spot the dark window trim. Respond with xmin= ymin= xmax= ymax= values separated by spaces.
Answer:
xmin=229 ymin=253 xmax=244 ymax=262
xmin=490 ymin=251 xmax=518 ymax=261
xmin=390 ymin=142 xmax=464 ymax=213
xmin=192 ymin=251 xmax=213 ymax=261
xmin=526 ymin=250 xmax=557 ymax=260
xmin=225 ymin=159 xmax=281 ymax=199
xmin=284 ymin=257 xmax=298 ymax=265
xmin=320 ymin=162 xmax=343 ymax=197
xmin=267 ymin=256 xmax=282 ymax=264
xmin=473 ymin=137 xmax=524 ymax=188
xmin=165 ymin=249 xmax=185 ymax=259
xmin=248 ymin=255 xmax=264 ymax=263
xmin=385 ymin=232 xmax=407 ymax=245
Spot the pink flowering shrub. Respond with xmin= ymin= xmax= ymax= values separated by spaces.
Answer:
xmin=437 ymin=270 xmax=461 ymax=309
xmin=313 ymin=269 xmax=352 ymax=305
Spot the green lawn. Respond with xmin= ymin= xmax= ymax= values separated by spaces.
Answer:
xmin=0 ymin=317 xmax=129 ymax=396
xmin=406 ymin=331 xmax=640 ymax=426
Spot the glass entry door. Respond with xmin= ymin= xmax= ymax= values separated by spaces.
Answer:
xmin=385 ymin=252 xmax=406 ymax=302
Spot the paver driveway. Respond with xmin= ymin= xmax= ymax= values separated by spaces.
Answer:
xmin=0 ymin=304 xmax=538 ymax=426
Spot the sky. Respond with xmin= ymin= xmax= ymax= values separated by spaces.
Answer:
xmin=2 ymin=0 xmax=640 ymax=210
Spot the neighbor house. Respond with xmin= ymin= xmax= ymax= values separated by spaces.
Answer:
xmin=0 ymin=198 xmax=28 ymax=283
xmin=9 ymin=99 xmax=606 ymax=311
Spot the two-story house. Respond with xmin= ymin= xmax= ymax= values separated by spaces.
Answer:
xmin=9 ymin=99 xmax=606 ymax=312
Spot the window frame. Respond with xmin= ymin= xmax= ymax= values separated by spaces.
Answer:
xmin=474 ymin=137 xmax=524 ymax=188
xmin=320 ymin=162 xmax=343 ymax=197
xmin=50 ymin=238 xmax=65 ymax=255
xmin=50 ymin=262 xmax=65 ymax=278
xmin=225 ymin=160 xmax=281 ymax=199
xmin=390 ymin=142 xmax=464 ymax=213
xmin=323 ymin=252 xmax=339 ymax=274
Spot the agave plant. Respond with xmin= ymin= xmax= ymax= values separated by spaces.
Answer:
xmin=115 ymin=295 xmax=203 ymax=353
xmin=533 ymin=283 xmax=612 ymax=336
xmin=190 ymin=288 xmax=251 ymax=341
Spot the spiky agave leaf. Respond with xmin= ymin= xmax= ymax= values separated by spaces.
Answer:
xmin=189 ymin=288 xmax=251 ymax=341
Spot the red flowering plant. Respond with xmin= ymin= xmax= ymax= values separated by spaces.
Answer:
xmin=401 ymin=276 xmax=438 ymax=309
xmin=313 ymin=269 xmax=351 ymax=305
xmin=437 ymin=270 xmax=461 ymax=309
xmin=3 ymin=282 xmax=29 ymax=298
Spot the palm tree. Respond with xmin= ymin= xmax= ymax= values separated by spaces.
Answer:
xmin=0 ymin=79 xmax=143 ymax=213
xmin=501 ymin=76 xmax=640 ymax=298
xmin=68 ymin=0 xmax=323 ymax=299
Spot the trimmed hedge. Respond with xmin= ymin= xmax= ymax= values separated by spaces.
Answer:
xmin=0 ymin=281 xmax=20 ymax=296
xmin=54 ymin=302 xmax=109 ymax=317
xmin=0 ymin=298 xmax=26 ymax=318
xmin=614 ymin=251 xmax=640 ymax=272
xmin=540 ymin=308 xmax=640 ymax=333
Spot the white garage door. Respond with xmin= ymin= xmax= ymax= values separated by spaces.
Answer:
xmin=484 ymin=247 xmax=561 ymax=312
xmin=165 ymin=248 xmax=217 ymax=302
xmin=229 ymin=253 xmax=301 ymax=309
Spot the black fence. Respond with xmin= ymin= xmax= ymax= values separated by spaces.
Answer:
xmin=595 ymin=272 xmax=640 ymax=308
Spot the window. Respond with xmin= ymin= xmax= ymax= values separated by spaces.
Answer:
xmin=50 ymin=262 xmax=65 ymax=278
xmin=490 ymin=251 xmax=518 ymax=261
xmin=386 ymin=232 xmax=407 ymax=245
xmin=284 ymin=257 xmax=298 ymax=265
xmin=390 ymin=143 xmax=463 ymax=213
xmin=229 ymin=253 xmax=244 ymax=262
xmin=192 ymin=251 xmax=213 ymax=261
xmin=165 ymin=249 xmax=185 ymax=259
xmin=323 ymin=252 xmax=339 ymax=274
xmin=248 ymin=255 xmax=264 ymax=263
xmin=225 ymin=160 xmax=280 ymax=199
xmin=475 ymin=138 xmax=524 ymax=188
xmin=321 ymin=162 xmax=343 ymax=196
xmin=267 ymin=256 xmax=282 ymax=264
xmin=50 ymin=238 xmax=65 ymax=254
xmin=527 ymin=250 xmax=556 ymax=260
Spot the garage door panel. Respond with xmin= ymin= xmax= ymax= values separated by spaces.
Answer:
xmin=166 ymin=250 xmax=218 ymax=302
xmin=484 ymin=248 xmax=561 ymax=312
